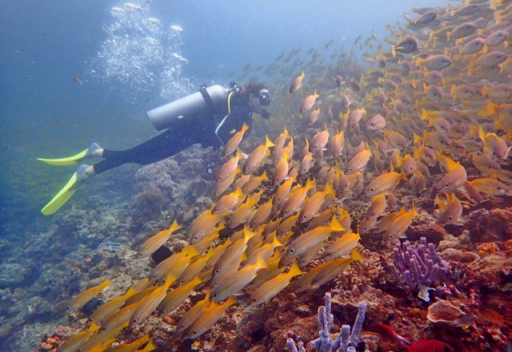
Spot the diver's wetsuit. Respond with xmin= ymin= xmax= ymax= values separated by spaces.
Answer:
xmin=93 ymin=95 xmax=253 ymax=174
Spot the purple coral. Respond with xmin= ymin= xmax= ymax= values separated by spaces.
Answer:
xmin=391 ymin=237 xmax=448 ymax=292
xmin=308 ymin=292 xmax=367 ymax=352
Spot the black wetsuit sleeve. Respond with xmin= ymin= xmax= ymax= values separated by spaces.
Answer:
xmin=216 ymin=105 xmax=253 ymax=145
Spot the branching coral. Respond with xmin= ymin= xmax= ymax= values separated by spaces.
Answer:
xmin=288 ymin=292 xmax=367 ymax=352
xmin=390 ymin=237 xmax=448 ymax=295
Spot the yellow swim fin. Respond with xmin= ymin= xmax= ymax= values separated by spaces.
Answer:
xmin=41 ymin=173 xmax=78 ymax=215
xmin=37 ymin=143 xmax=101 ymax=166
xmin=41 ymin=164 xmax=90 ymax=215
xmin=37 ymin=149 xmax=88 ymax=166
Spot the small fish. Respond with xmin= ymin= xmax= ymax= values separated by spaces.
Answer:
xmin=211 ymin=255 xmax=267 ymax=301
xmin=241 ymin=171 xmax=269 ymax=194
xmin=471 ymin=154 xmax=501 ymax=176
xmin=224 ymin=123 xmax=249 ymax=158
xmin=158 ymin=277 xmax=203 ymax=316
xmin=346 ymin=144 xmax=372 ymax=174
xmin=436 ymin=156 xmax=467 ymax=193
xmin=342 ymin=94 xmax=351 ymax=110
xmin=175 ymin=292 xmax=211 ymax=335
xmin=311 ymin=249 xmax=363 ymax=288
xmin=186 ymin=296 xmax=236 ymax=339
xmin=396 ymin=154 xmax=417 ymax=175
xmin=243 ymin=136 xmax=275 ymax=175
xmin=415 ymin=55 xmax=452 ymax=70
xmin=462 ymin=39 xmax=484 ymax=56
xmin=436 ymin=193 xmax=463 ymax=225
xmin=308 ymin=106 xmax=322 ymax=126
xmin=215 ymin=167 xmax=240 ymax=197
xmin=323 ymin=232 xmax=361 ymax=261
xmin=309 ymin=124 xmax=330 ymax=153
xmin=447 ymin=22 xmax=476 ymax=41
xmin=281 ymin=179 xmax=315 ymax=219
xmin=212 ymin=188 xmax=245 ymax=214
xmin=289 ymin=71 xmax=306 ymax=93
xmin=68 ymin=279 xmax=110 ymax=311
xmin=217 ymin=150 xmax=243 ymax=182
xmin=481 ymin=83 xmax=512 ymax=100
xmin=392 ymin=36 xmax=419 ymax=56
xmin=249 ymin=261 xmax=303 ymax=306
xmin=364 ymin=168 xmax=408 ymax=197
xmin=250 ymin=198 xmax=273 ymax=228
xmin=478 ymin=127 xmax=512 ymax=159
xmin=365 ymin=193 xmax=388 ymax=221
xmin=138 ymin=220 xmax=180 ymax=256
xmin=130 ymin=275 xmax=175 ymax=328
xmin=382 ymin=204 xmax=419 ymax=243
xmin=468 ymin=176 xmax=510 ymax=196
xmin=300 ymin=90 xmax=320 ymax=113
xmin=414 ymin=11 xmax=437 ymax=24
xmin=178 ymin=248 xmax=215 ymax=285
xmin=299 ymin=183 xmax=336 ymax=223
xmin=366 ymin=114 xmax=386 ymax=131
xmin=347 ymin=108 xmax=367 ymax=127
xmin=286 ymin=217 xmax=344 ymax=258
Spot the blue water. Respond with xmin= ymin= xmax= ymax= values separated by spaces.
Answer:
xmin=0 ymin=0 xmax=442 ymax=348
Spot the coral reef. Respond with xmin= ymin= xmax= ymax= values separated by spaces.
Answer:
xmin=390 ymin=237 xmax=448 ymax=295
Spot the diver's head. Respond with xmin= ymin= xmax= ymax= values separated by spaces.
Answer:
xmin=240 ymin=82 xmax=272 ymax=118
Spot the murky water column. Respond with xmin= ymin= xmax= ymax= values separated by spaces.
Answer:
xmin=89 ymin=1 xmax=195 ymax=104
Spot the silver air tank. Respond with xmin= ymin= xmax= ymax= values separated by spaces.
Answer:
xmin=147 ymin=85 xmax=229 ymax=131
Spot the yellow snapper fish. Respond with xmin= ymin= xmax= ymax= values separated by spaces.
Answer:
xmin=68 ymin=279 xmax=110 ymax=311
xmin=138 ymin=220 xmax=181 ymax=256
xmin=212 ymin=187 xmax=245 ymax=214
xmin=158 ymin=276 xmax=203 ymax=316
xmin=273 ymin=127 xmax=291 ymax=154
xmin=217 ymin=150 xmax=243 ymax=182
xmin=365 ymin=193 xmax=388 ymax=221
xmin=289 ymin=71 xmax=306 ymax=94
xmin=285 ymin=217 xmax=344 ymax=258
xmin=300 ymin=90 xmax=320 ymax=113
xmin=129 ymin=275 xmax=175 ymax=328
xmin=211 ymin=255 xmax=267 ymax=301
xmin=363 ymin=167 xmax=408 ymax=197
xmin=435 ymin=193 xmax=463 ymax=225
xmin=281 ymin=178 xmax=316 ymax=219
xmin=189 ymin=212 xmax=227 ymax=244
xmin=243 ymin=135 xmax=275 ymax=175
xmin=346 ymin=144 xmax=372 ymax=174
xmin=309 ymin=124 xmax=330 ymax=154
xmin=396 ymin=154 xmax=417 ymax=175
xmin=273 ymin=150 xmax=290 ymax=186
xmin=310 ymin=249 xmax=363 ymax=288
xmin=178 ymin=248 xmax=215 ymax=285
xmin=323 ymin=231 xmax=361 ymax=261
xmin=250 ymin=198 xmax=274 ymax=228
xmin=468 ymin=176 xmax=510 ymax=196
xmin=175 ymin=292 xmax=211 ymax=335
xmin=241 ymin=171 xmax=269 ymax=194
xmin=186 ymin=296 xmax=236 ymax=339
xmin=215 ymin=167 xmax=241 ymax=197
xmin=382 ymin=204 xmax=420 ymax=243
xmin=212 ymin=227 xmax=255 ymax=281
xmin=224 ymin=123 xmax=249 ymax=158
xmin=299 ymin=182 xmax=336 ymax=223
xmin=478 ymin=126 xmax=512 ymax=160
xmin=249 ymin=261 xmax=303 ymax=306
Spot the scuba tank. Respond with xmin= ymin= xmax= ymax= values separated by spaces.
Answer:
xmin=147 ymin=85 xmax=230 ymax=131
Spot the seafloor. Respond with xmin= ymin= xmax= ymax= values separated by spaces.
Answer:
xmin=1 ymin=132 xmax=511 ymax=352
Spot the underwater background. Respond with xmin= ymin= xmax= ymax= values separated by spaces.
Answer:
xmin=2 ymin=0 xmax=512 ymax=351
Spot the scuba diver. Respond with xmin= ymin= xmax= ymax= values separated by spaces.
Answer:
xmin=38 ymin=82 xmax=272 ymax=215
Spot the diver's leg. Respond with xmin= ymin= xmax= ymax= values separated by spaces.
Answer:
xmin=92 ymin=128 xmax=195 ymax=174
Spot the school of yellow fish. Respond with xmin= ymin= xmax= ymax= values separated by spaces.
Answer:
xmin=58 ymin=0 xmax=512 ymax=350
